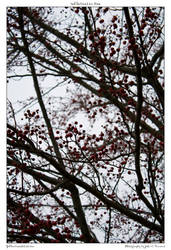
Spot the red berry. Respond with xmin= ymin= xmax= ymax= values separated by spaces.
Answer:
xmin=99 ymin=19 xmax=104 ymax=24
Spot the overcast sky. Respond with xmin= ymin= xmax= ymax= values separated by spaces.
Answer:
xmin=2 ymin=0 xmax=171 ymax=248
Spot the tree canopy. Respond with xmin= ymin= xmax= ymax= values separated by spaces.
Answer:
xmin=7 ymin=7 xmax=164 ymax=243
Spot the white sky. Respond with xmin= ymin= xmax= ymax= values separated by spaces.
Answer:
xmin=1 ymin=0 xmax=171 ymax=249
